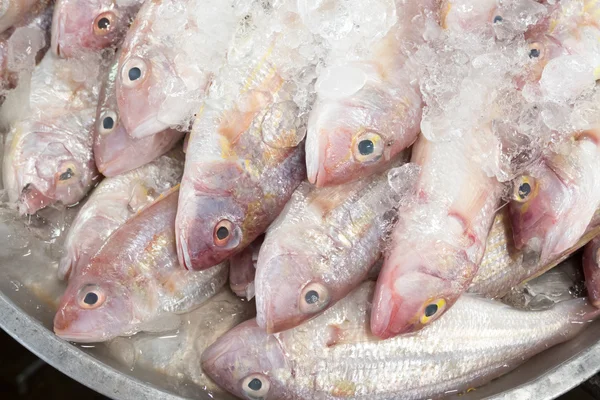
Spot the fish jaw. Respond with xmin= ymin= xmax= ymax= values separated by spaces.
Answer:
xmin=17 ymin=183 xmax=54 ymax=215
xmin=371 ymin=244 xmax=463 ymax=338
xmin=201 ymin=319 xmax=288 ymax=400
xmin=54 ymin=276 xmax=134 ymax=343
xmin=255 ymin=251 xmax=318 ymax=334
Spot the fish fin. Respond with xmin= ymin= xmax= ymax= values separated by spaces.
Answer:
xmin=128 ymin=182 xmax=158 ymax=214
xmin=325 ymin=319 xmax=380 ymax=347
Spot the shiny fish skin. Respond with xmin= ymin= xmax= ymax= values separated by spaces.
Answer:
xmin=305 ymin=0 xmax=435 ymax=187
xmin=229 ymin=235 xmax=262 ymax=300
xmin=107 ymin=289 xmax=254 ymax=400
xmin=3 ymin=51 xmax=103 ymax=215
xmin=469 ymin=208 xmax=600 ymax=298
xmin=115 ymin=0 xmax=250 ymax=139
xmin=202 ymin=282 xmax=599 ymax=400
xmin=94 ymin=53 xmax=184 ymax=176
xmin=255 ymin=164 xmax=407 ymax=334
xmin=372 ymin=133 xmax=503 ymax=338
xmin=51 ymin=0 xmax=144 ymax=58
xmin=584 ymin=237 xmax=600 ymax=308
xmin=54 ymin=188 xmax=228 ymax=343
xmin=0 ymin=0 xmax=49 ymax=34
xmin=177 ymin=1 xmax=314 ymax=271
xmin=58 ymin=150 xmax=184 ymax=281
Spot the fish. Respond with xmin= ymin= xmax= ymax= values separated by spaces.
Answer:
xmin=255 ymin=162 xmax=412 ymax=333
xmin=3 ymin=51 xmax=103 ymax=215
xmin=53 ymin=187 xmax=229 ymax=343
xmin=509 ymin=127 xmax=600 ymax=265
xmin=372 ymin=132 xmax=504 ymax=338
xmin=229 ymin=235 xmax=262 ymax=300
xmin=305 ymin=0 xmax=434 ymax=186
xmin=0 ymin=3 xmax=51 ymax=97
xmin=202 ymin=281 xmax=599 ymax=400
xmin=94 ymin=53 xmax=184 ymax=176
xmin=115 ymin=0 xmax=250 ymax=139
xmin=0 ymin=0 xmax=50 ymax=34
xmin=469 ymin=207 xmax=600 ymax=298
xmin=58 ymin=150 xmax=184 ymax=281
xmin=176 ymin=0 xmax=315 ymax=271
xmin=106 ymin=289 xmax=255 ymax=400
xmin=51 ymin=0 xmax=144 ymax=58
xmin=583 ymin=236 xmax=600 ymax=308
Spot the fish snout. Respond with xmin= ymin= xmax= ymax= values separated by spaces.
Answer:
xmin=18 ymin=183 xmax=53 ymax=215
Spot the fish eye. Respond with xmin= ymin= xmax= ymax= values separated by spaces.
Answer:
xmin=528 ymin=42 xmax=543 ymax=59
xmin=121 ymin=57 xmax=148 ymax=88
xmin=98 ymin=110 xmax=118 ymax=135
xmin=93 ymin=11 xmax=116 ymax=36
xmin=513 ymin=176 xmax=537 ymax=203
xmin=77 ymin=284 xmax=106 ymax=309
xmin=493 ymin=15 xmax=503 ymax=24
xmin=56 ymin=163 xmax=77 ymax=184
xmin=299 ymin=282 xmax=331 ymax=314
xmin=213 ymin=219 xmax=242 ymax=248
xmin=241 ymin=374 xmax=270 ymax=398
xmin=352 ymin=131 xmax=384 ymax=163
xmin=419 ymin=298 xmax=446 ymax=325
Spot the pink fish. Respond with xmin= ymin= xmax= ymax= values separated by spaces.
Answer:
xmin=94 ymin=53 xmax=184 ymax=176
xmin=3 ymin=51 xmax=103 ymax=215
xmin=51 ymin=0 xmax=144 ymax=58
xmin=0 ymin=0 xmax=50 ymax=34
xmin=54 ymin=188 xmax=228 ymax=343
xmin=305 ymin=0 xmax=434 ymax=187
xmin=229 ymin=235 xmax=262 ymax=300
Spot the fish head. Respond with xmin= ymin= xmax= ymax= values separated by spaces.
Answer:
xmin=201 ymin=319 xmax=289 ymax=400
xmin=256 ymin=248 xmax=332 ymax=333
xmin=54 ymin=274 xmax=133 ymax=342
xmin=371 ymin=243 xmax=471 ymax=338
xmin=52 ymin=0 xmax=133 ymax=58
xmin=177 ymin=188 xmax=247 ymax=270
xmin=116 ymin=33 xmax=172 ymax=139
xmin=307 ymin=85 xmax=420 ymax=187
xmin=10 ymin=128 xmax=96 ymax=215
xmin=508 ymin=161 xmax=571 ymax=260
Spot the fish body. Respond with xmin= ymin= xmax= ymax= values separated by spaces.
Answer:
xmin=177 ymin=1 xmax=315 ymax=270
xmin=94 ymin=54 xmax=184 ymax=176
xmin=3 ymin=51 xmax=103 ymax=215
xmin=372 ymin=133 xmax=503 ymax=338
xmin=469 ymin=208 xmax=600 ymax=298
xmin=583 ymin=236 xmax=600 ymax=308
xmin=115 ymin=0 xmax=250 ymax=139
xmin=58 ymin=150 xmax=184 ymax=281
xmin=202 ymin=282 xmax=599 ymax=400
xmin=229 ymin=235 xmax=262 ymax=300
xmin=255 ymin=163 xmax=409 ymax=333
xmin=305 ymin=0 xmax=434 ymax=186
xmin=51 ymin=0 xmax=144 ymax=58
xmin=54 ymin=188 xmax=228 ymax=343
xmin=107 ymin=289 xmax=254 ymax=400
xmin=0 ymin=0 xmax=49 ymax=34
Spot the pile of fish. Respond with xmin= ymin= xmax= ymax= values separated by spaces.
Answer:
xmin=2 ymin=0 xmax=600 ymax=398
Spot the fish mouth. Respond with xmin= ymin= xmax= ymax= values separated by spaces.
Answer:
xmin=18 ymin=184 xmax=53 ymax=215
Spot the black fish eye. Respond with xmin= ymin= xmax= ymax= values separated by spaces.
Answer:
xmin=305 ymin=290 xmax=319 ymax=304
xmin=518 ymin=182 xmax=531 ymax=199
xmin=529 ymin=48 xmax=540 ymax=58
xmin=59 ymin=168 xmax=74 ymax=181
xmin=216 ymin=226 xmax=229 ymax=240
xmin=84 ymin=292 xmax=99 ymax=305
xmin=103 ymin=116 xmax=114 ymax=130
xmin=128 ymin=67 xmax=142 ymax=81
xmin=248 ymin=378 xmax=262 ymax=391
xmin=358 ymin=139 xmax=374 ymax=156
xmin=424 ymin=304 xmax=438 ymax=317
xmin=97 ymin=17 xmax=111 ymax=30
xmin=493 ymin=15 xmax=503 ymax=23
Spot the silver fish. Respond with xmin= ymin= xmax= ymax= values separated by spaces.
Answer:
xmin=202 ymin=281 xmax=599 ymax=400
xmin=58 ymin=150 xmax=184 ymax=281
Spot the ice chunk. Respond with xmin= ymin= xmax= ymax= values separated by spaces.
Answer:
xmin=539 ymin=56 xmax=595 ymax=103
